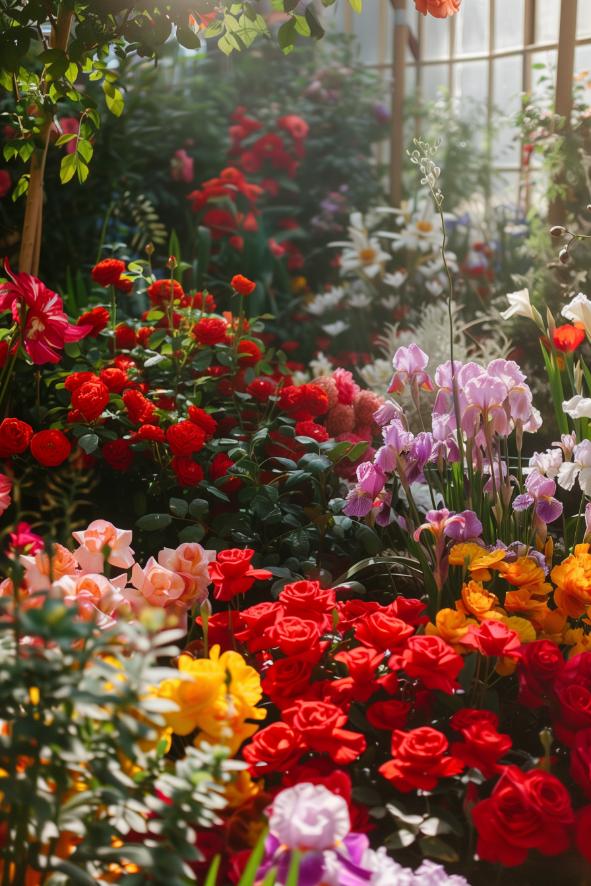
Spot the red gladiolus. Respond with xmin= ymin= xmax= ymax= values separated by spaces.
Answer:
xmin=231 ymin=274 xmax=256 ymax=297
xmin=30 ymin=429 xmax=71 ymax=467
xmin=552 ymin=324 xmax=585 ymax=352
xmin=209 ymin=548 xmax=271 ymax=601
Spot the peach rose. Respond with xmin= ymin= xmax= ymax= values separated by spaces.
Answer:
xmin=129 ymin=558 xmax=186 ymax=608
xmin=73 ymin=520 xmax=134 ymax=573
xmin=20 ymin=543 xmax=78 ymax=591
xmin=157 ymin=542 xmax=215 ymax=605
xmin=56 ymin=573 xmax=127 ymax=626
xmin=415 ymin=0 xmax=461 ymax=18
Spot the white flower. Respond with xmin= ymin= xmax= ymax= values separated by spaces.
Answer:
xmin=562 ymin=292 xmax=591 ymax=336
xmin=563 ymin=395 xmax=591 ymax=419
xmin=348 ymin=291 xmax=372 ymax=309
xmin=267 ymin=783 xmax=350 ymax=852
xmin=425 ymin=279 xmax=444 ymax=297
xmin=291 ymin=371 xmax=310 ymax=385
xmin=383 ymin=270 xmax=408 ymax=289
xmin=322 ymin=320 xmax=348 ymax=336
xmin=309 ymin=352 xmax=333 ymax=378
xmin=530 ymin=448 xmax=563 ymax=478
xmin=307 ymin=287 xmax=344 ymax=316
xmin=359 ymin=358 xmax=393 ymax=393
xmin=557 ymin=439 xmax=591 ymax=495
xmin=330 ymin=214 xmax=389 ymax=278
xmin=381 ymin=295 xmax=399 ymax=310
xmin=500 ymin=288 xmax=535 ymax=321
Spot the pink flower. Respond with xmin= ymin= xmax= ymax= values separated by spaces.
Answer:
xmin=72 ymin=520 xmax=134 ymax=573
xmin=513 ymin=470 xmax=563 ymax=525
xmin=266 ymin=783 xmax=350 ymax=851
xmin=55 ymin=572 xmax=127 ymax=627
xmin=0 ymin=473 xmax=12 ymax=516
xmin=461 ymin=372 xmax=510 ymax=437
xmin=7 ymin=522 xmax=44 ymax=555
xmin=343 ymin=461 xmax=386 ymax=518
xmin=388 ymin=344 xmax=434 ymax=395
xmin=20 ymin=543 xmax=78 ymax=592
xmin=461 ymin=620 xmax=522 ymax=659
xmin=332 ymin=368 xmax=360 ymax=405
xmin=157 ymin=542 xmax=215 ymax=606
xmin=170 ymin=148 xmax=194 ymax=183
xmin=0 ymin=262 xmax=91 ymax=364
xmin=129 ymin=557 xmax=186 ymax=608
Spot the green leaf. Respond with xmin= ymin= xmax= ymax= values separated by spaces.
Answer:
xmin=419 ymin=836 xmax=459 ymax=863
xmin=178 ymin=524 xmax=205 ymax=543
xmin=348 ymin=0 xmax=363 ymax=10
xmin=278 ymin=18 xmax=297 ymax=51
xmin=176 ymin=24 xmax=202 ymax=49
xmin=204 ymin=856 xmax=221 ymax=886
xmin=238 ymin=831 xmax=268 ymax=886
xmin=294 ymin=15 xmax=311 ymax=36
xmin=76 ymin=138 xmax=93 ymax=164
xmin=189 ymin=498 xmax=209 ymax=518
xmin=78 ymin=433 xmax=99 ymax=454
xmin=102 ymin=80 xmax=124 ymax=116
xmin=60 ymin=153 xmax=77 ymax=184
xmin=136 ymin=513 xmax=172 ymax=531
xmin=169 ymin=497 xmax=188 ymax=518
xmin=12 ymin=173 xmax=29 ymax=200
xmin=217 ymin=33 xmax=235 ymax=55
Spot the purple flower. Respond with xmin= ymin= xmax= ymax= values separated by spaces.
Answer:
xmin=373 ymin=399 xmax=403 ymax=427
xmin=343 ymin=462 xmax=386 ymax=518
xmin=444 ymin=509 xmax=483 ymax=541
xmin=488 ymin=358 xmax=534 ymax=424
xmin=388 ymin=344 xmax=434 ymax=395
xmin=405 ymin=432 xmax=433 ymax=483
xmin=513 ymin=470 xmax=563 ymax=524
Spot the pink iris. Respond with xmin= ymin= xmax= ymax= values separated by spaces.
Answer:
xmin=0 ymin=262 xmax=91 ymax=364
xmin=388 ymin=344 xmax=434 ymax=395
xmin=513 ymin=470 xmax=563 ymax=525
xmin=460 ymin=373 xmax=510 ymax=437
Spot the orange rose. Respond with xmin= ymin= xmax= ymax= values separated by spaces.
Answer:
xmin=415 ymin=0 xmax=461 ymax=17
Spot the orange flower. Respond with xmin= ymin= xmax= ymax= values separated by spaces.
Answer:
xmin=497 ymin=556 xmax=550 ymax=593
xmin=459 ymin=580 xmax=499 ymax=620
xmin=449 ymin=543 xmax=505 ymax=581
xmin=551 ymin=544 xmax=591 ymax=617
xmin=504 ymin=587 xmax=549 ymax=626
xmin=415 ymin=0 xmax=461 ymax=17
xmin=425 ymin=608 xmax=477 ymax=651
xmin=538 ymin=608 xmax=568 ymax=644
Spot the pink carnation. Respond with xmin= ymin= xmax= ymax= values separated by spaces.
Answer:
xmin=310 ymin=376 xmax=338 ymax=409
xmin=333 ymin=368 xmax=360 ymax=405
xmin=326 ymin=403 xmax=355 ymax=436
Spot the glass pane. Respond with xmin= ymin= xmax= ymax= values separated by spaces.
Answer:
xmin=578 ymin=0 xmax=591 ymax=35
xmin=456 ymin=0 xmax=488 ymax=55
xmin=493 ymin=56 xmax=522 ymax=165
xmin=536 ymin=0 xmax=559 ymax=43
xmin=575 ymin=43 xmax=591 ymax=79
xmin=454 ymin=60 xmax=488 ymax=103
xmin=352 ymin=10 xmax=379 ymax=64
xmin=422 ymin=15 xmax=450 ymax=59
xmin=530 ymin=49 xmax=557 ymax=98
xmin=491 ymin=171 xmax=520 ymax=208
xmin=421 ymin=63 xmax=449 ymax=101
xmin=495 ymin=0 xmax=524 ymax=49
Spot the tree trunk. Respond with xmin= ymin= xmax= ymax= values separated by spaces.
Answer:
xmin=18 ymin=6 xmax=74 ymax=276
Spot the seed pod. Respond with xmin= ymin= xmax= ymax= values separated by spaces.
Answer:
xmin=550 ymin=225 xmax=566 ymax=238
xmin=559 ymin=247 xmax=569 ymax=264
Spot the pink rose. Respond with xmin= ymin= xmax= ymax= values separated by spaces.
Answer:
xmin=0 ymin=473 xmax=12 ymax=516
xmin=157 ymin=542 xmax=215 ymax=605
xmin=56 ymin=572 xmax=127 ymax=627
xmin=170 ymin=148 xmax=194 ymax=183
xmin=72 ymin=520 xmax=134 ymax=573
xmin=129 ymin=557 xmax=186 ymax=609
xmin=20 ymin=543 xmax=77 ymax=591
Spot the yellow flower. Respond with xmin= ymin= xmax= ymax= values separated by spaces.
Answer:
xmin=538 ymin=608 xmax=568 ymax=644
xmin=459 ymin=580 xmax=499 ymax=620
xmin=498 ymin=556 xmax=550 ymax=593
xmin=225 ymin=770 xmax=261 ymax=808
xmin=449 ymin=544 xmax=506 ymax=581
xmin=564 ymin=627 xmax=591 ymax=657
xmin=425 ymin=608 xmax=476 ymax=651
xmin=493 ymin=615 xmax=536 ymax=676
xmin=504 ymin=587 xmax=550 ymax=625
xmin=551 ymin=544 xmax=591 ymax=617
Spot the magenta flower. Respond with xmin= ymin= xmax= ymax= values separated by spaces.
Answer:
xmin=388 ymin=343 xmax=434 ymax=395
xmin=513 ymin=470 xmax=563 ymax=525
xmin=343 ymin=462 xmax=386 ymax=518
xmin=0 ymin=262 xmax=91 ymax=364
xmin=488 ymin=358 xmax=535 ymax=425
xmin=170 ymin=148 xmax=194 ymax=183
xmin=374 ymin=418 xmax=413 ymax=473
xmin=461 ymin=372 xmax=509 ymax=437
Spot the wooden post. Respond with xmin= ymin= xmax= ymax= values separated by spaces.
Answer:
xmin=549 ymin=0 xmax=578 ymax=225
xmin=520 ymin=0 xmax=536 ymax=213
xmin=390 ymin=0 xmax=408 ymax=206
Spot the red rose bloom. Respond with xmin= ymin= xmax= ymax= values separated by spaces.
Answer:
xmin=570 ymin=728 xmax=591 ymax=799
xmin=71 ymin=380 xmax=110 ymax=422
xmin=136 ymin=326 xmax=155 ymax=348
xmin=334 ymin=646 xmax=384 ymax=683
xmin=366 ymin=699 xmax=410 ymax=731
xmin=114 ymin=276 xmax=133 ymax=294
xmin=393 ymin=635 xmax=463 ymax=694
xmin=187 ymin=405 xmax=217 ymax=439
xmin=242 ymin=722 xmax=302 ymax=775
xmin=147 ymin=278 xmax=184 ymax=306
xmin=461 ymin=620 xmax=522 ymax=659
xmin=263 ymin=652 xmax=316 ymax=707
xmin=472 ymin=765 xmax=574 ymax=866
xmin=554 ymin=653 xmax=591 ymax=743
xmin=231 ymin=274 xmax=256 ymax=297
xmin=354 ymin=610 xmax=414 ymax=652
xmin=235 ymin=601 xmax=282 ymax=653
xmin=30 ymin=429 xmax=71 ymax=467
xmin=279 ymin=384 xmax=329 ymax=420
xmin=576 ymin=805 xmax=591 ymax=863
xmin=389 ymin=596 xmax=428 ymax=625
xmin=171 ymin=456 xmax=204 ymax=487
xmin=247 ymin=377 xmax=276 ymax=401
xmin=166 ymin=421 xmax=206 ymax=456
xmin=209 ymin=548 xmax=271 ymax=601
xmin=279 ymin=580 xmax=336 ymax=625
xmin=123 ymin=389 xmax=156 ymax=425
xmin=450 ymin=708 xmax=499 ymax=732
xmin=115 ymin=324 xmax=137 ymax=350
xmin=451 ymin=722 xmax=512 ymax=778
xmin=335 ymin=600 xmax=382 ymax=633
xmin=92 ymin=258 xmax=125 ymax=287
xmin=64 ymin=371 xmax=98 ymax=393
xmin=77 ymin=306 xmax=109 ymax=337
xmin=379 ymin=727 xmax=463 ymax=792
xmin=294 ymin=420 xmax=329 ymax=442
xmin=272 ymin=617 xmax=321 ymax=656
xmin=0 ymin=418 xmax=33 ymax=458
xmin=210 ymin=452 xmax=241 ymax=493
xmin=553 ymin=324 xmax=585 ymax=352
xmin=99 ymin=367 xmax=128 ymax=393
xmin=102 ymin=438 xmax=133 ymax=471
xmin=237 ymin=339 xmax=262 ymax=367
xmin=193 ymin=317 xmax=228 ymax=346
xmin=518 ymin=639 xmax=564 ymax=708
xmin=283 ymin=700 xmax=366 ymax=765
xmin=132 ymin=424 xmax=165 ymax=444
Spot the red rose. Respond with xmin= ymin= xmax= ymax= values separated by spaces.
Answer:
xmin=279 ymin=384 xmax=329 ymax=420
xmin=209 ymin=548 xmax=271 ymax=601
xmin=115 ymin=324 xmax=137 ymax=350
xmin=195 ymin=610 xmax=244 ymax=653
xmin=389 ymin=596 xmax=428 ymax=625
xmin=235 ymin=601 xmax=282 ymax=653
xmin=575 ymin=805 xmax=591 ymax=863
xmin=237 ymin=339 xmax=262 ymax=367
xmin=132 ymin=424 xmax=165 ymax=444
xmin=187 ymin=405 xmax=217 ymax=439
xmin=333 ymin=647 xmax=384 ymax=683
xmin=553 ymin=653 xmax=591 ymax=744
xmin=451 ymin=722 xmax=512 ymax=778
xmin=99 ymin=367 xmax=128 ymax=393
xmin=166 ymin=421 xmax=206 ymax=456
xmin=136 ymin=326 xmax=155 ymax=348
xmin=518 ymin=639 xmax=564 ymax=708
xmin=393 ymin=635 xmax=463 ymax=694
xmin=242 ymin=722 xmax=302 ymax=775
xmin=123 ymin=389 xmax=156 ymax=425
xmin=92 ymin=258 xmax=125 ymax=287
xmin=193 ymin=317 xmax=228 ymax=346
xmin=147 ymin=278 xmax=184 ymax=306
xmin=77 ymin=306 xmax=109 ymax=337
xmin=30 ymin=429 xmax=71 ymax=467
xmin=102 ymin=438 xmax=133 ymax=471
xmin=379 ymin=726 xmax=463 ymax=791
xmin=71 ymin=380 xmax=110 ymax=422
xmin=247 ymin=377 xmax=276 ymax=401
xmin=354 ymin=610 xmax=414 ymax=652
xmin=366 ymin=699 xmax=410 ymax=731
xmin=335 ymin=600 xmax=381 ymax=633
xmin=272 ymin=617 xmax=321 ymax=656
xmin=279 ymin=580 xmax=336 ymax=625
xmin=283 ymin=700 xmax=366 ymax=765
xmin=294 ymin=420 xmax=329 ymax=442
xmin=461 ymin=620 xmax=522 ymax=659
xmin=282 ymin=760 xmax=352 ymax=805
xmin=64 ymin=371 xmax=98 ymax=393
xmin=171 ymin=456 xmax=204 ymax=487
xmin=450 ymin=708 xmax=499 ymax=732
xmin=210 ymin=452 xmax=241 ymax=493
xmin=114 ymin=276 xmax=133 ymax=294
xmin=262 ymin=652 xmax=316 ymax=707
xmin=231 ymin=274 xmax=256 ymax=296
xmin=0 ymin=418 xmax=33 ymax=458
xmin=472 ymin=765 xmax=574 ymax=867
xmin=571 ymin=728 xmax=591 ymax=798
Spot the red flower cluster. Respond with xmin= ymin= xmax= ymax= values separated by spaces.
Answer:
xmin=187 ymin=166 xmax=262 ymax=244
xmin=91 ymin=259 xmax=133 ymax=293
xmin=229 ymin=106 xmax=308 ymax=180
